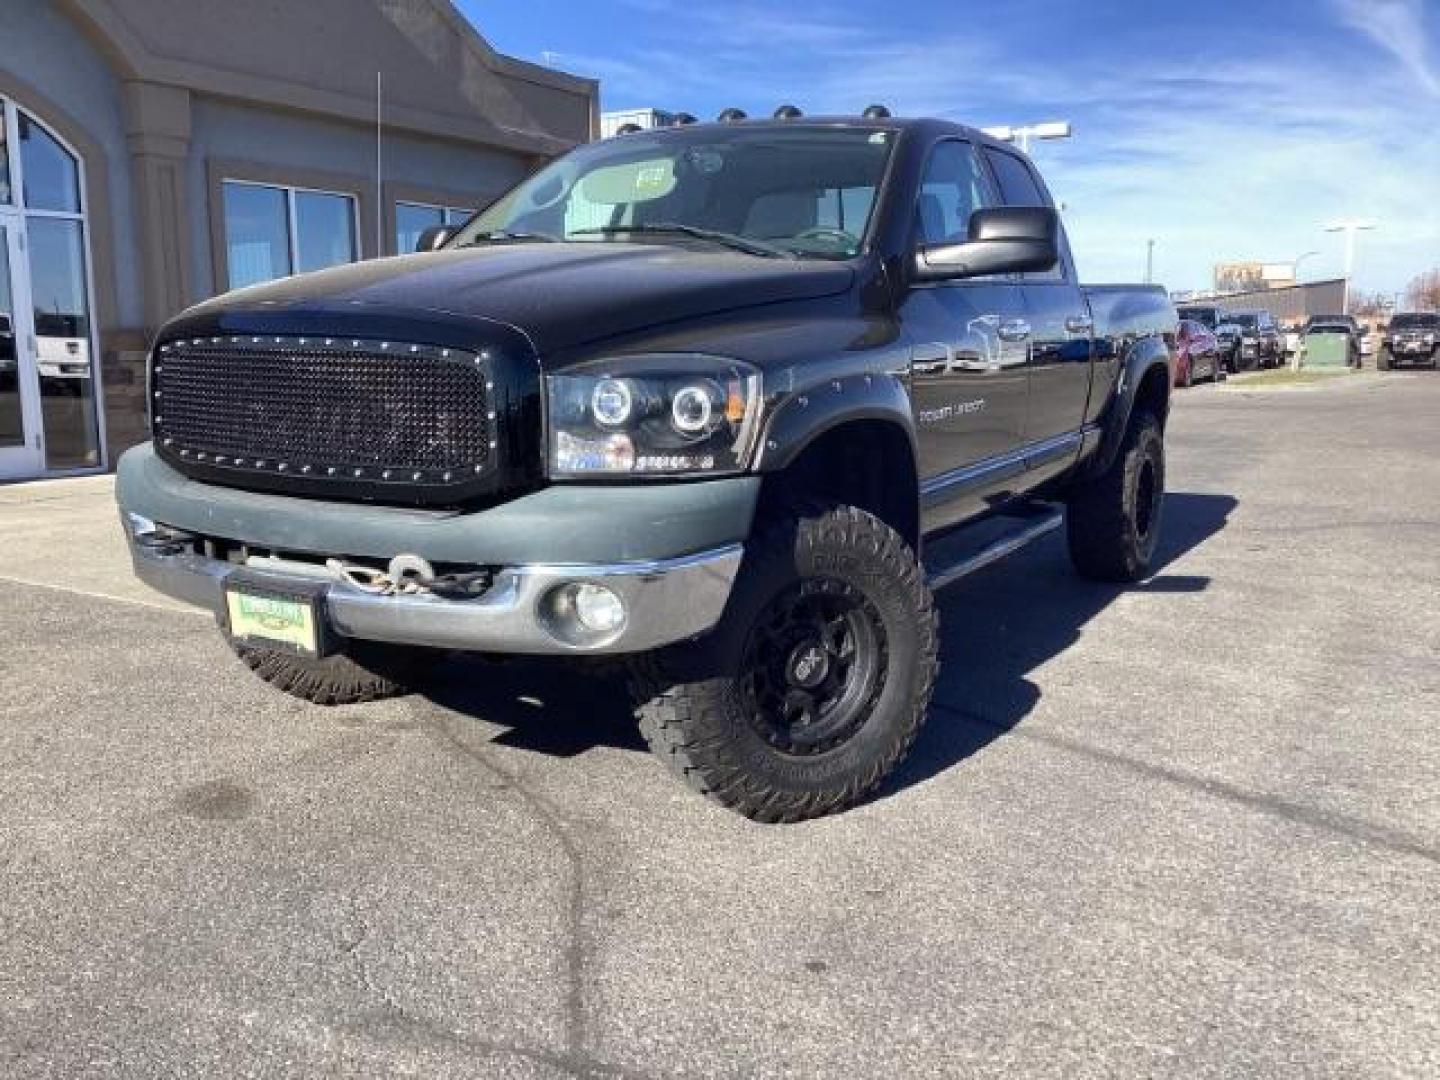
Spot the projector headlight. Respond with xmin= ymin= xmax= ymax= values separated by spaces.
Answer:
xmin=546 ymin=354 xmax=763 ymax=477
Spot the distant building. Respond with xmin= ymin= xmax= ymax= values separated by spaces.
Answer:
xmin=1213 ymin=261 xmax=1297 ymax=293
xmin=1175 ymin=279 xmax=1347 ymax=325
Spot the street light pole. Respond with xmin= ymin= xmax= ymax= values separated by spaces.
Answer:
xmin=1145 ymin=239 xmax=1155 ymax=285
xmin=1323 ymin=220 xmax=1376 ymax=313
xmin=981 ymin=121 xmax=1073 ymax=155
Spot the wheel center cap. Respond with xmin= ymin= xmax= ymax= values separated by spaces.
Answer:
xmin=786 ymin=641 xmax=830 ymax=689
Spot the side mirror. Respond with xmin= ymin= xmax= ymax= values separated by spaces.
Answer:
xmin=415 ymin=225 xmax=454 ymax=253
xmin=913 ymin=206 xmax=1059 ymax=282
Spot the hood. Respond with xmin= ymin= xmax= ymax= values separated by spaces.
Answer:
xmin=183 ymin=242 xmax=856 ymax=358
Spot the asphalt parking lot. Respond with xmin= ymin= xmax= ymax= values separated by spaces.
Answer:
xmin=2 ymin=372 xmax=1437 ymax=1078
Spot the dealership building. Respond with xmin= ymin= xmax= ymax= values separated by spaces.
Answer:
xmin=0 ymin=0 xmax=596 ymax=483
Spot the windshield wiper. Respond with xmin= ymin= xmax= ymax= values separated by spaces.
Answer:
xmin=461 ymin=230 xmax=560 ymax=246
xmin=569 ymin=224 xmax=794 ymax=259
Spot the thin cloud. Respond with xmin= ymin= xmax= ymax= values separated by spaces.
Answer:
xmin=1331 ymin=0 xmax=1440 ymax=97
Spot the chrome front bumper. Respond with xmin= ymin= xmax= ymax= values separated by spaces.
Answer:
xmin=123 ymin=513 xmax=742 ymax=655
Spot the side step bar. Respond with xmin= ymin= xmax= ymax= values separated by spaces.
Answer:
xmin=925 ymin=509 xmax=1064 ymax=592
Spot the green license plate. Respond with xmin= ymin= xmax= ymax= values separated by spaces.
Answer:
xmin=225 ymin=585 xmax=320 ymax=655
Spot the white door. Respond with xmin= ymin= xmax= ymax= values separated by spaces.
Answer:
xmin=0 ymin=210 xmax=43 ymax=478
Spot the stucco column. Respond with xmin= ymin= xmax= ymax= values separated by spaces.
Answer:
xmin=123 ymin=79 xmax=192 ymax=333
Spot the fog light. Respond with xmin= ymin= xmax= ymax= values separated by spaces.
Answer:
xmin=541 ymin=581 xmax=628 ymax=645
xmin=573 ymin=583 xmax=625 ymax=632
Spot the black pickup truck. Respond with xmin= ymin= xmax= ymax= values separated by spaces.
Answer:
xmin=118 ymin=116 xmax=1175 ymax=821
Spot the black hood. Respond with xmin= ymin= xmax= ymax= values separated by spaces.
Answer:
xmin=182 ymin=243 xmax=856 ymax=359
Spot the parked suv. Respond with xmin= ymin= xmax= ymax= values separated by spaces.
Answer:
xmin=1379 ymin=312 xmax=1439 ymax=370
xmin=1225 ymin=310 xmax=1283 ymax=370
xmin=117 ymin=116 xmax=1176 ymax=821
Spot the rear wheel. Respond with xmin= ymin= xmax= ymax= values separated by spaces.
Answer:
xmin=1065 ymin=410 xmax=1165 ymax=583
xmin=631 ymin=503 xmax=937 ymax=823
xmin=225 ymin=632 xmax=436 ymax=705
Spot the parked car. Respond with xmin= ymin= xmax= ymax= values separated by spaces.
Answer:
xmin=1213 ymin=320 xmax=1244 ymax=373
xmin=1379 ymin=311 xmax=1439 ymax=370
xmin=116 ymin=115 xmax=1177 ymax=822
xmin=1302 ymin=320 xmax=1362 ymax=367
xmin=1176 ymin=303 xmax=1225 ymax=330
xmin=1225 ymin=309 xmax=1283 ymax=370
xmin=1175 ymin=318 xmax=1224 ymax=386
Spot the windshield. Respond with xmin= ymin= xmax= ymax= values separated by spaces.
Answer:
xmin=1228 ymin=313 xmax=1259 ymax=329
xmin=1390 ymin=313 xmax=1439 ymax=329
xmin=453 ymin=125 xmax=896 ymax=260
xmin=1178 ymin=307 xmax=1219 ymax=328
xmin=1309 ymin=323 xmax=1350 ymax=334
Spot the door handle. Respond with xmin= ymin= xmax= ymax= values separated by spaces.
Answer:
xmin=996 ymin=320 xmax=1031 ymax=342
xmin=911 ymin=343 xmax=951 ymax=375
xmin=1065 ymin=315 xmax=1094 ymax=334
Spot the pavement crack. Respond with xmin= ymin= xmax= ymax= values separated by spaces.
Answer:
xmin=930 ymin=700 xmax=1440 ymax=866
xmin=420 ymin=706 xmax=614 ymax=1079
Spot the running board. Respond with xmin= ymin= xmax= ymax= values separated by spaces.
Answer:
xmin=924 ymin=509 xmax=1064 ymax=591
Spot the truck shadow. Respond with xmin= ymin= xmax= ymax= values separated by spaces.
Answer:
xmin=883 ymin=491 xmax=1236 ymax=797
xmin=424 ymin=492 xmax=1237 ymax=787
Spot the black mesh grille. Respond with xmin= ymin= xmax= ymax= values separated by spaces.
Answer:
xmin=152 ymin=336 xmax=494 ymax=493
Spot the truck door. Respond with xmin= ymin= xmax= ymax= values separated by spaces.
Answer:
xmin=981 ymin=148 xmax=1093 ymax=458
xmin=900 ymin=139 xmax=1029 ymax=531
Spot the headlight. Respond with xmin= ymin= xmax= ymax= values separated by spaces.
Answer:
xmin=546 ymin=354 xmax=763 ymax=477
xmin=1426 ymin=333 xmax=1436 ymax=345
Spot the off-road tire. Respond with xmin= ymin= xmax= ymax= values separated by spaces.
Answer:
xmin=225 ymin=632 xmax=435 ymax=705
xmin=1065 ymin=409 xmax=1165 ymax=583
xmin=630 ymin=503 xmax=938 ymax=823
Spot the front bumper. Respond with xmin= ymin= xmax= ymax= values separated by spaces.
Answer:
xmin=116 ymin=444 xmax=758 ymax=655
xmin=123 ymin=511 xmax=742 ymax=655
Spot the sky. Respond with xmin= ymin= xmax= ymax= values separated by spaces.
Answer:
xmin=460 ymin=0 xmax=1440 ymax=298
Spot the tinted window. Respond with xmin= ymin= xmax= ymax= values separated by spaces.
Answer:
xmin=915 ymin=141 xmax=992 ymax=246
xmin=982 ymin=148 xmax=1066 ymax=281
xmin=983 ymin=149 xmax=1046 ymax=207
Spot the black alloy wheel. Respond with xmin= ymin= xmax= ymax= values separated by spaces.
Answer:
xmin=741 ymin=579 xmax=887 ymax=757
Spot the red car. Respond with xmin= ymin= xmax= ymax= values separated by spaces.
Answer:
xmin=1175 ymin=319 xmax=1225 ymax=387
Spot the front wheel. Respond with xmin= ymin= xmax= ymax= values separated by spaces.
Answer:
xmin=631 ymin=504 xmax=938 ymax=823
xmin=1065 ymin=410 xmax=1165 ymax=583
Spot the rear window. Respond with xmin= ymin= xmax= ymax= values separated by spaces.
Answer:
xmin=1178 ymin=306 xmax=1219 ymax=328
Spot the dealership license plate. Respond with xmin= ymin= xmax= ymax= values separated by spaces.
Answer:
xmin=225 ymin=583 xmax=321 ymax=655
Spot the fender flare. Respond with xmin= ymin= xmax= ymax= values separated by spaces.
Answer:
xmin=1085 ymin=335 xmax=1172 ymax=479
xmin=754 ymin=371 xmax=918 ymax=473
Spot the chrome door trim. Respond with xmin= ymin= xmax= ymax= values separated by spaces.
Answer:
xmin=919 ymin=426 xmax=1091 ymax=502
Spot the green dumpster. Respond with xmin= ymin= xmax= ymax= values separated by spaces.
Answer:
xmin=1301 ymin=326 xmax=1356 ymax=368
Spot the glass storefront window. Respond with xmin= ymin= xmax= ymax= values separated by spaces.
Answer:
xmin=0 ymin=109 xmax=11 ymax=205
xmin=1 ymin=222 xmax=21 ymax=450
xmin=223 ymin=182 xmax=292 ymax=289
xmin=28 ymin=217 xmax=99 ymax=468
xmin=223 ymin=181 xmax=357 ymax=287
xmin=295 ymin=190 xmax=357 ymax=274
xmin=19 ymin=113 xmax=80 ymax=213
